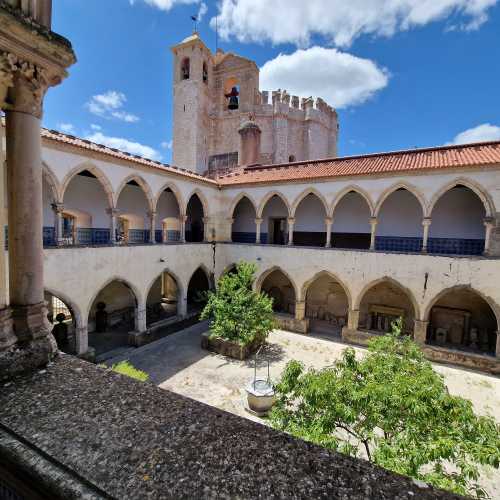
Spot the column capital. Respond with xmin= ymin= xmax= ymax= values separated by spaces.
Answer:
xmin=484 ymin=217 xmax=494 ymax=227
xmin=287 ymin=217 xmax=296 ymax=224
xmin=325 ymin=217 xmax=333 ymax=225
xmin=51 ymin=202 xmax=64 ymax=214
xmin=147 ymin=210 xmax=157 ymax=218
xmin=106 ymin=207 xmax=120 ymax=217
xmin=369 ymin=217 xmax=378 ymax=226
xmin=422 ymin=217 xmax=432 ymax=226
xmin=181 ymin=215 xmax=188 ymax=223
xmin=254 ymin=218 xmax=263 ymax=224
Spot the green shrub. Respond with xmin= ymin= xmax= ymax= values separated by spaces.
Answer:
xmin=110 ymin=360 xmax=149 ymax=382
xmin=200 ymin=261 xmax=274 ymax=346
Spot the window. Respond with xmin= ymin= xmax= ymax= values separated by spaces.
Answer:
xmin=181 ymin=58 xmax=190 ymax=80
xmin=202 ymin=62 xmax=208 ymax=83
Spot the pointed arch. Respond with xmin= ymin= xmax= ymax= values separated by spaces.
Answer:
xmin=61 ymin=162 xmax=114 ymax=208
xmin=257 ymin=191 xmax=291 ymax=218
xmin=44 ymin=287 xmax=84 ymax=328
xmin=255 ymin=266 xmax=299 ymax=299
xmin=144 ymin=268 xmax=185 ymax=305
xmin=115 ymin=174 xmax=154 ymax=212
xmin=354 ymin=276 xmax=420 ymax=320
xmin=374 ymin=182 xmax=426 ymax=218
xmin=187 ymin=264 xmax=212 ymax=287
xmin=423 ymin=285 xmax=500 ymax=327
xmin=153 ymin=181 xmax=184 ymax=215
xmin=185 ymin=188 xmax=210 ymax=218
xmin=331 ymin=186 xmax=374 ymax=216
xmin=86 ymin=276 xmax=141 ymax=316
xmin=229 ymin=192 xmax=258 ymax=218
xmin=42 ymin=162 xmax=62 ymax=203
xmin=300 ymin=270 xmax=352 ymax=308
xmin=291 ymin=188 xmax=330 ymax=218
xmin=428 ymin=178 xmax=494 ymax=218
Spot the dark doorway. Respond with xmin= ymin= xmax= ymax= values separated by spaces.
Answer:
xmin=271 ymin=218 xmax=286 ymax=245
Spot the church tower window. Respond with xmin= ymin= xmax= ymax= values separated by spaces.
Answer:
xmin=203 ymin=62 xmax=208 ymax=83
xmin=181 ymin=58 xmax=190 ymax=80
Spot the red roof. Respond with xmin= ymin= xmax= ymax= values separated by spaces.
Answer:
xmin=218 ymin=141 xmax=500 ymax=186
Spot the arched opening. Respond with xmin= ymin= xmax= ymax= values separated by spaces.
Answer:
xmin=429 ymin=186 xmax=486 ymax=255
xmin=427 ymin=288 xmax=497 ymax=356
xmin=288 ymin=155 xmax=296 ymax=163
xmin=187 ymin=267 xmax=210 ymax=313
xmin=181 ymin=57 xmax=190 ymax=80
xmin=376 ymin=188 xmax=423 ymax=252
xmin=63 ymin=170 xmax=111 ymax=245
xmin=42 ymin=175 xmax=56 ymax=247
xmin=332 ymin=191 xmax=371 ymax=249
xmin=261 ymin=195 xmax=289 ymax=245
xmin=44 ymin=291 xmax=75 ymax=353
xmin=157 ymin=187 xmax=181 ymax=243
xmin=232 ymin=196 xmax=256 ymax=243
xmin=186 ymin=194 xmax=205 ymax=242
xmin=293 ymin=193 xmax=327 ymax=247
xmin=305 ymin=273 xmax=349 ymax=337
xmin=116 ymin=180 xmax=150 ymax=244
xmin=224 ymin=77 xmax=240 ymax=110
xmin=202 ymin=61 xmax=208 ymax=83
xmin=358 ymin=280 xmax=415 ymax=336
xmin=88 ymin=280 xmax=137 ymax=355
xmin=260 ymin=269 xmax=296 ymax=316
xmin=146 ymin=271 xmax=180 ymax=327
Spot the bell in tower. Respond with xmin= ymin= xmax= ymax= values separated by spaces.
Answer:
xmin=225 ymin=86 xmax=240 ymax=110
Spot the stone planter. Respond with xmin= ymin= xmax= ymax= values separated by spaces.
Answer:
xmin=201 ymin=331 xmax=263 ymax=360
xmin=246 ymin=379 xmax=276 ymax=417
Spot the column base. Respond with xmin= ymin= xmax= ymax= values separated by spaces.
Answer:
xmin=11 ymin=302 xmax=52 ymax=342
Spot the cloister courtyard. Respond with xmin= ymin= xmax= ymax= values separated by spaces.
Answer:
xmin=104 ymin=322 xmax=500 ymax=499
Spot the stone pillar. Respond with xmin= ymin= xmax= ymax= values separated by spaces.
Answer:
xmin=135 ymin=305 xmax=147 ymax=332
xmin=347 ymin=309 xmax=360 ymax=330
xmin=180 ymin=215 xmax=187 ymax=243
xmin=483 ymin=218 xmax=494 ymax=256
xmin=421 ymin=217 xmax=432 ymax=253
xmin=369 ymin=217 xmax=378 ymax=251
xmin=295 ymin=300 xmax=306 ymax=321
xmin=287 ymin=217 xmax=295 ymax=246
xmin=227 ymin=218 xmax=234 ymax=242
xmin=75 ymin=324 xmax=89 ymax=356
xmin=202 ymin=217 xmax=210 ymax=242
xmin=325 ymin=217 xmax=333 ymax=248
xmin=255 ymin=218 xmax=263 ymax=244
xmin=148 ymin=210 xmax=157 ymax=244
xmin=52 ymin=202 xmax=64 ymax=246
xmin=238 ymin=120 xmax=261 ymax=166
xmin=178 ymin=294 xmax=188 ymax=318
xmin=413 ymin=320 xmax=428 ymax=345
xmin=107 ymin=208 xmax=119 ymax=244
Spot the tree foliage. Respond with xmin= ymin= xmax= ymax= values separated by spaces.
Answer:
xmin=201 ymin=261 xmax=275 ymax=346
xmin=269 ymin=319 xmax=500 ymax=498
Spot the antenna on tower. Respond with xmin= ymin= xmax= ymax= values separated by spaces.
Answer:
xmin=190 ymin=14 xmax=198 ymax=33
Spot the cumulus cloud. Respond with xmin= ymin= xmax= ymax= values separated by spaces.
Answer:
xmin=129 ymin=0 xmax=200 ymax=11
xmin=211 ymin=0 xmax=498 ymax=47
xmin=260 ymin=47 xmax=389 ymax=108
xmin=58 ymin=123 xmax=75 ymax=134
xmin=86 ymin=131 xmax=161 ymax=160
xmin=90 ymin=124 xmax=102 ymax=131
xmin=161 ymin=140 xmax=173 ymax=149
xmin=450 ymin=123 xmax=500 ymax=145
xmin=86 ymin=91 xmax=140 ymax=123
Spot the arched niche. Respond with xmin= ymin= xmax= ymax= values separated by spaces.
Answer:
xmin=44 ymin=290 xmax=77 ymax=354
xmin=156 ymin=187 xmax=181 ymax=243
xmin=376 ymin=188 xmax=424 ymax=252
xmin=332 ymin=191 xmax=371 ymax=249
xmin=187 ymin=267 xmax=210 ymax=313
xmin=426 ymin=287 xmax=498 ymax=356
xmin=146 ymin=271 xmax=181 ymax=326
xmin=429 ymin=185 xmax=486 ymax=255
xmin=186 ymin=194 xmax=205 ymax=243
xmin=232 ymin=196 xmax=256 ymax=243
xmin=260 ymin=195 xmax=290 ymax=245
xmin=116 ymin=179 xmax=151 ymax=244
xmin=260 ymin=269 xmax=296 ymax=315
xmin=293 ymin=193 xmax=328 ymax=247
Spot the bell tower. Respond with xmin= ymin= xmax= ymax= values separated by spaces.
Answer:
xmin=171 ymin=33 xmax=212 ymax=174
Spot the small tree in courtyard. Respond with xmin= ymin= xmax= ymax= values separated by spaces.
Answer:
xmin=201 ymin=261 xmax=274 ymax=346
xmin=269 ymin=319 xmax=500 ymax=498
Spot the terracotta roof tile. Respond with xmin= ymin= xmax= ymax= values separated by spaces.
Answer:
xmin=218 ymin=141 xmax=500 ymax=186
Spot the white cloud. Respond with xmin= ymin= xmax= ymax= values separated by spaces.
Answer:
xmin=86 ymin=91 xmax=140 ymax=123
xmin=161 ymin=140 xmax=173 ymax=149
xmin=59 ymin=123 xmax=75 ymax=134
xmin=450 ymin=123 xmax=500 ymax=145
xmin=129 ymin=0 xmax=200 ymax=11
xmin=197 ymin=2 xmax=207 ymax=21
xmin=260 ymin=47 xmax=389 ymax=109
xmin=90 ymin=124 xmax=102 ymax=131
xmin=86 ymin=131 xmax=161 ymax=160
xmin=211 ymin=0 xmax=498 ymax=47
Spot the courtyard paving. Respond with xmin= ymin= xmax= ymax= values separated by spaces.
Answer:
xmin=108 ymin=322 xmax=500 ymax=498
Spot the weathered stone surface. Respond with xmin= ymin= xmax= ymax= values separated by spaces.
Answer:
xmin=0 ymin=356 xmax=464 ymax=499
xmin=201 ymin=331 xmax=262 ymax=360
xmin=275 ymin=313 xmax=309 ymax=334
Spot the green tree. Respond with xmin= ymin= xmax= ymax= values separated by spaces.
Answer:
xmin=269 ymin=319 xmax=500 ymax=498
xmin=201 ymin=261 xmax=274 ymax=346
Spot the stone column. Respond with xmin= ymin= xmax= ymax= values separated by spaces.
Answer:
xmin=413 ymin=320 xmax=428 ymax=345
xmin=180 ymin=215 xmax=187 ymax=243
xmin=325 ymin=217 xmax=333 ymax=248
xmin=347 ymin=309 xmax=360 ymax=330
xmin=255 ymin=218 xmax=263 ymax=244
xmin=369 ymin=217 xmax=378 ymax=251
xmin=75 ymin=324 xmax=89 ymax=356
xmin=287 ymin=217 xmax=295 ymax=246
xmin=295 ymin=300 xmax=306 ymax=321
xmin=178 ymin=294 xmax=188 ymax=318
xmin=107 ymin=208 xmax=119 ymax=244
xmin=483 ymin=217 xmax=494 ymax=256
xmin=148 ymin=210 xmax=157 ymax=244
xmin=135 ymin=305 xmax=147 ymax=333
xmin=421 ymin=217 xmax=432 ymax=253
xmin=496 ymin=331 xmax=500 ymax=358
xmin=227 ymin=218 xmax=234 ymax=242
xmin=202 ymin=217 xmax=210 ymax=242
xmin=52 ymin=202 xmax=64 ymax=246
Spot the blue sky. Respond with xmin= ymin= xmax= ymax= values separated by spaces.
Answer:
xmin=44 ymin=0 xmax=500 ymax=164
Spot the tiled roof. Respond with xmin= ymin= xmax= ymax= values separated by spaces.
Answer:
xmin=218 ymin=141 xmax=500 ymax=186
xmin=41 ymin=128 xmax=217 ymax=185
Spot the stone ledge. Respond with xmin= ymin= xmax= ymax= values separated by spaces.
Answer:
xmin=0 ymin=356 xmax=464 ymax=499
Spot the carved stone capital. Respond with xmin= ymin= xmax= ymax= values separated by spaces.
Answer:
xmin=51 ymin=202 xmax=64 ymax=215
xmin=106 ymin=207 xmax=120 ymax=217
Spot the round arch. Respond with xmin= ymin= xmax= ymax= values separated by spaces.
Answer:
xmin=114 ymin=174 xmax=155 ymax=212
xmin=291 ymin=188 xmax=330 ymax=218
xmin=374 ymin=182 xmax=426 ymax=218
xmin=229 ymin=192 xmax=258 ymax=218
xmin=331 ymin=186 xmax=374 ymax=216
xmin=300 ymin=270 xmax=352 ymax=308
xmin=428 ymin=178 xmax=494 ymax=218
xmin=153 ymin=181 xmax=185 ymax=215
xmin=257 ymin=191 xmax=291 ymax=218
xmin=255 ymin=266 xmax=299 ymax=299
